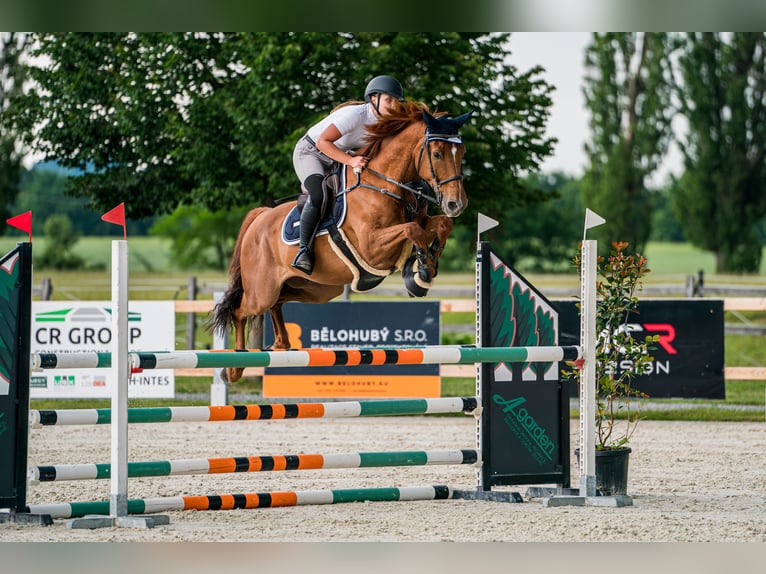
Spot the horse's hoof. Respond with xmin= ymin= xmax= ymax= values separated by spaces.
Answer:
xmin=226 ymin=368 xmax=243 ymax=383
xmin=402 ymin=256 xmax=431 ymax=298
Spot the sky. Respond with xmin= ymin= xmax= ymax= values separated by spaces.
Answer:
xmin=508 ymin=32 xmax=591 ymax=178
xmin=507 ymin=32 xmax=682 ymax=186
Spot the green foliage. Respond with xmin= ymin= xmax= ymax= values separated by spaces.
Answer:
xmin=582 ymin=33 xmax=676 ymax=256
xmin=674 ymin=33 xmax=766 ymax=273
xmin=0 ymin=33 xmax=28 ymax=228
xmin=37 ymin=214 xmax=86 ymax=270
xmin=149 ymin=205 xmax=249 ymax=270
xmin=567 ymin=241 xmax=659 ymax=449
xmin=648 ymin=182 xmax=685 ymax=242
xmin=13 ymin=165 xmax=157 ymax=236
xmin=492 ymin=172 xmax=583 ymax=271
xmin=13 ymin=33 xmax=555 ymax=232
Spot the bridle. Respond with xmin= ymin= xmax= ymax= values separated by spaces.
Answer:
xmin=416 ymin=131 xmax=466 ymax=195
xmin=344 ymin=128 xmax=465 ymax=209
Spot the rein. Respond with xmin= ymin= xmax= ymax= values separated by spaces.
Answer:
xmin=344 ymin=129 xmax=464 ymax=210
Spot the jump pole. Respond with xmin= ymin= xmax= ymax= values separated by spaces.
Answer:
xmin=28 ymin=485 xmax=456 ymax=519
xmin=29 ymin=449 xmax=480 ymax=482
xmin=31 ymin=345 xmax=581 ymax=371
xmin=29 ymin=397 xmax=479 ymax=426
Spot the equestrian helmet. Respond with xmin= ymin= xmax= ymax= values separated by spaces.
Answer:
xmin=364 ymin=75 xmax=405 ymax=102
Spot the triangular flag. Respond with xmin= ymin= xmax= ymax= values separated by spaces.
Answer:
xmin=584 ymin=208 xmax=606 ymax=230
xmin=6 ymin=211 xmax=32 ymax=242
xmin=583 ymin=208 xmax=606 ymax=240
xmin=101 ymin=202 xmax=127 ymax=240
xmin=477 ymin=213 xmax=499 ymax=236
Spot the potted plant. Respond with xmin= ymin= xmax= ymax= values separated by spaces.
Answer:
xmin=567 ymin=241 xmax=658 ymax=495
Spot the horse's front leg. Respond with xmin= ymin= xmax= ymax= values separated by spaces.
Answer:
xmin=368 ymin=221 xmax=436 ymax=297
xmin=422 ymin=215 xmax=454 ymax=280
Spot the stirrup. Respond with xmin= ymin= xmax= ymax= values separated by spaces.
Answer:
xmin=291 ymin=247 xmax=315 ymax=275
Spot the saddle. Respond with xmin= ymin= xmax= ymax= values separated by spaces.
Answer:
xmin=280 ymin=167 xmax=404 ymax=292
xmin=281 ymin=168 xmax=347 ymax=244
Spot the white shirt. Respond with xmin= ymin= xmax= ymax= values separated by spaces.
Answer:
xmin=306 ymin=103 xmax=377 ymax=152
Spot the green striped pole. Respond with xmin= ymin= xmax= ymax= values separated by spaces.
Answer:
xmin=29 ymin=449 xmax=479 ymax=482
xmin=29 ymin=397 xmax=478 ymax=427
xmin=31 ymin=345 xmax=580 ymax=371
xmin=27 ymin=485 xmax=454 ymax=519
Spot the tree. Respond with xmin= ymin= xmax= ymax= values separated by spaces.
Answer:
xmin=0 ymin=32 xmax=29 ymax=230
xmin=674 ymin=33 xmax=766 ymax=273
xmin=13 ymin=164 xmax=157 ymax=236
xmin=149 ymin=205 xmax=249 ymax=270
xmin=13 ymin=33 xmax=555 ymax=237
xmin=581 ymin=33 xmax=675 ymax=254
xmin=649 ymin=181 xmax=685 ymax=242
xmin=494 ymin=172 xmax=583 ymax=272
xmin=37 ymin=214 xmax=85 ymax=270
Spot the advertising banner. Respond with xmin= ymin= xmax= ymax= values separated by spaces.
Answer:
xmin=263 ymin=300 xmax=440 ymax=398
xmin=30 ymin=301 xmax=176 ymax=398
xmin=555 ymin=299 xmax=725 ymax=399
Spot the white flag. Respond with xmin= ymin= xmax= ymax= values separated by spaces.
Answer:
xmin=583 ymin=208 xmax=606 ymax=240
xmin=584 ymin=208 xmax=606 ymax=230
xmin=477 ymin=213 xmax=499 ymax=236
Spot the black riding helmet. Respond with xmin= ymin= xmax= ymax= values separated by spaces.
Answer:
xmin=364 ymin=75 xmax=404 ymax=114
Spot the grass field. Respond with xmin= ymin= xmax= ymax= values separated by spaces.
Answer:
xmin=4 ymin=235 xmax=766 ymax=419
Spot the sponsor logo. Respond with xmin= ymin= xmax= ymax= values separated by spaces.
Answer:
xmin=34 ymin=306 xmax=143 ymax=346
xmin=492 ymin=394 xmax=555 ymax=464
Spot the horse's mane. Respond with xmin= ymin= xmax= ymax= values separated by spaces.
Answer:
xmin=360 ymin=100 xmax=446 ymax=159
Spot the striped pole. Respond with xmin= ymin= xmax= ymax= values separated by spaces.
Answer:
xmin=32 ymin=351 xmax=112 ymax=370
xmin=27 ymin=485 xmax=454 ymax=519
xmin=29 ymin=449 xmax=479 ymax=482
xmin=29 ymin=397 xmax=478 ymax=427
xmin=31 ymin=345 xmax=581 ymax=371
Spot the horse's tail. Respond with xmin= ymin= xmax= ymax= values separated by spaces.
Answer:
xmin=212 ymin=207 xmax=270 ymax=337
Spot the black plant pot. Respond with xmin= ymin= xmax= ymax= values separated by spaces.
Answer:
xmin=575 ymin=447 xmax=632 ymax=496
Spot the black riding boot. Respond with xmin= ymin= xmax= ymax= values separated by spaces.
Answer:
xmin=291 ymin=200 xmax=322 ymax=275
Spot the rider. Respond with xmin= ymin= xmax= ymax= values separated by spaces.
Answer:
xmin=291 ymin=75 xmax=405 ymax=275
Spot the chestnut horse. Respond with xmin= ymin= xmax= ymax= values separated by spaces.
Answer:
xmin=213 ymin=101 xmax=472 ymax=382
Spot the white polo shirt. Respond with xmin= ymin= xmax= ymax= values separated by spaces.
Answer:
xmin=306 ymin=103 xmax=377 ymax=152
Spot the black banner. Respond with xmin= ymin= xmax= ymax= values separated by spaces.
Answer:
xmin=555 ymin=299 xmax=725 ymax=399
xmin=264 ymin=300 xmax=440 ymax=376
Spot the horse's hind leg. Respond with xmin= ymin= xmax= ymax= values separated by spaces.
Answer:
xmin=248 ymin=314 xmax=264 ymax=349
xmin=269 ymin=303 xmax=293 ymax=349
xmin=225 ymin=314 xmax=248 ymax=383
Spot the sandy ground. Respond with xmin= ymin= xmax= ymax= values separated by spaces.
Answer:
xmin=2 ymin=415 xmax=766 ymax=543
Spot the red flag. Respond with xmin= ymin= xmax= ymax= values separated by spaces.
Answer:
xmin=6 ymin=211 xmax=32 ymax=242
xmin=101 ymin=202 xmax=126 ymax=240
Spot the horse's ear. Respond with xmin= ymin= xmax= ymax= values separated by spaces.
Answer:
xmin=422 ymin=110 xmax=437 ymax=129
xmin=453 ymin=110 xmax=474 ymax=127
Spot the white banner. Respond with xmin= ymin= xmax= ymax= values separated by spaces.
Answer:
xmin=30 ymin=301 xmax=176 ymax=399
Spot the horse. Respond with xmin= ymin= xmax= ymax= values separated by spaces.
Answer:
xmin=213 ymin=100 xmax=472 ymax=382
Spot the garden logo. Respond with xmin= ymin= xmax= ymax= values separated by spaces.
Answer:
xmin=493 ymin=393 xmax=555 ymax=465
